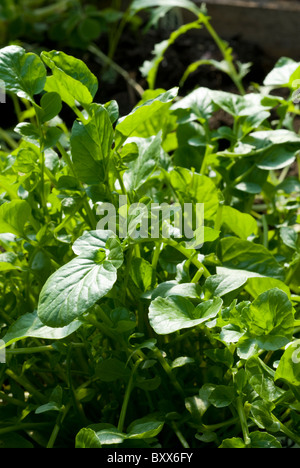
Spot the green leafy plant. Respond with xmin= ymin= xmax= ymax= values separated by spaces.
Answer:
xmin=0 ymin=43 xmax=299 ymax=449
xmin=140 ymin=4 xmax=249 ymax=94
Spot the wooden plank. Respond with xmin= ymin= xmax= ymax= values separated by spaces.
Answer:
xmin=186 ymin=0 xmax=300 ymax=60
xmin=200 ymin=0 xmax=300 ymax=11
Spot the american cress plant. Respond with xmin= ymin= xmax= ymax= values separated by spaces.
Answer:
xmin=0 ymin=33 xmax=299 ymax=448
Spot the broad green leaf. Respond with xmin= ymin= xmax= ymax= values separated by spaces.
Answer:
xmin=204 ymin=274 xmax=247 ymax=299
xmin=221 ymin=205 xmax=258 ymax=239
xmin=240 ymin=288 xmax=294 ymax=351
xmin=127 ymin=416 xmax=164 ymax=439
xmin=209 ymin=385 xmax=235 ymax=408
xmin=210 ymin=91 xmax=271 ymax=117
xmin=171 ymin=87 xmax=214 ymax=121
xmin=275 ymin=339 xmax=300 ymax=388
xmin=39 ymin=92 xmax=62 ymax=123
xmin=0 ymin=45 xmax=46 ymax=102
xmin=263 ymin=57 xmax=299 ymax=86
xmin=75 ymin=428 xmax=102 ymax=448
xmin=250 ymin=400 xmax=281 ymax=433
xmin=217 ymin=237 xmax=285 ymax=280
xmin=0 ymin=174 xmax=19 ymax=199
xmin=44 ymin=75 xmax=76 ymax=109
xmin=219 ymin=437 xmax=246 ymax=448
xmin=204 ymin=348 xmax=234 ymax=368
xmin=123 ymin=133 xmax=162 ymax=192
xmin=171 ymin=356 xmax=195 ymax=368
xmin=280 ymin=226 xmax=298 ymax=251
xmin=185 ymin=385 xmax=213 ymax=420
xmin=143 ymin=280 xmax=200 ymax=300
xmin=289 ymin=64 xmax=300 ymax=87
xmin=37 ymin=230 xmax=123 ymax=327
xmin=70 ymin=104 xmax=114 ymax=184
xmin=130 ymin=0 xmax=201 ymax=16
xmin=0 ymin=310 xmax=82 ymax=349
xmin=256 ymin=145 xmax=297 ymax=170
xmin=0 ymin=200 xmax=33 ymax=237
xmin=116 ymin=88 xmax=178 ymax=143
xmin=246 ymin=356 xmax=284 ymax=401
xmin=0 ymin=252 xmax=22 ymax=272
xmin=249 ymin=432 xmax=282 ymax=449
xmin=93 ymin=426 xmax=125 ymax=445
xmin=15 ymin=122 xmax=63 ymax=151
xmin=149 ymin=296 xmax=222 ymax=334
xmin=170 ymin=167 xmax=219 ymax=221
xmin=245 ymin=276 xmax=291 ymax=299
xmin=41 ymin=50 xmax=98 ymax=106
xmin=72 ymin=230 xmax=123 ymax=268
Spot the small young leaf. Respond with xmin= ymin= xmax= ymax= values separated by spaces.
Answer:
xmin=116 ymin=88 xmax=178 ymax=143
xmin=0 ymin=45 xmax=46 ymax=102
xmin=0 ymin=199 xmax=33 ymax=238
xmin=70 ymin=104 xmax=114 ymax=184
xmin=75 ymin=428 xmax=102 ymax=448
xmin=41 ymin=50 xmax=98 ymax=106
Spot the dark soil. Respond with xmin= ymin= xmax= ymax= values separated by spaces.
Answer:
xmin=0 ymin=23 xmax=282 ymax=128
xmin=90 ymin=27 xmax=272 ymax=116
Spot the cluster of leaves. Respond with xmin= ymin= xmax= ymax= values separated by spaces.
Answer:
xmin=0 ymin=31 xmax=299 ymax=448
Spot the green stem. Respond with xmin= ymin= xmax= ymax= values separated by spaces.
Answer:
xmin=152 ymin=241 xmax=163 ymax=271
xmin=200 ymin=416 xmax=239 ymax=432
xmin=171 ymin=421 xmax=190 ymax=448
xmin=286 ymin=260 xmax=300 ymax=285
xmin=278 ymin=419 xmax=300 ymax=446
xmin=6 ymin=345 xmax=55 ymax=355
xmin=261 ymin=215 xmax=269 ymax=249
xmin=0 ymin=423 xmax=50 ymax=436
xmin=167 ymin=239 xmax=211 ymax=278
xmin=117 ymin=359 xmax=142 ymax=432
xmin=5 ymin=369 xmax=47 ymax=404
xmin=200 ymin=144 xmax=213 ymax=175
xmin=191 ymin=267 xmax=204 ymax=284
xmin=35 ymin=109 xmax=50 ymax=222
xmin=0 ymin=128 xmax=18 ymax=149
xmin=202 ymin=16 xmax=245 ymax=95
xmin=71 ymin=105 xmax=87 ymax=123
xmin=233 ymin=164 xmax=255 ymax=186
xmin=236 ymin=397 xmax=251 ymax=446
xmin=46 ymin=402 xmax=71 ymax=449
xmin=0 ymin=391 xmax=27 ymax=408
xmin=107 ymin=6 xmax=130 ymax=62
xmin=153 ymin=348 xmax=185 ymax=397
